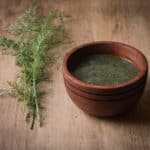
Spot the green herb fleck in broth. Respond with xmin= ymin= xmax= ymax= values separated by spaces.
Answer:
xmin=71 ymin=54 xmax=139 ymax=86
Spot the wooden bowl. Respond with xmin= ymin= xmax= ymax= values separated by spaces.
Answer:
xmin=62 ymin=41 xmax=148 ymax=116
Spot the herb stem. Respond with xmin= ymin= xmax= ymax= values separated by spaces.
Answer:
xmin=31 ymin=108 xmax=36 ymax=130
xmin=33 ymin=77 xmax=41 ymax=126
xmin=23 ymin=66 xmax=27 ymax=112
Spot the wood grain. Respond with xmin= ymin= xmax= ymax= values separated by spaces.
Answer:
xmin=0 ymin=0 xmax=150 ymax=150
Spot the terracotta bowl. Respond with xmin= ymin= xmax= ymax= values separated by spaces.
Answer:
xmin=62 ymin=41 xmax=148 ymax=116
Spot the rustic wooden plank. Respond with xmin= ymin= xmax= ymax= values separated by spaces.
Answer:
xmin=0 ymin=0 xmax=150 ymax=150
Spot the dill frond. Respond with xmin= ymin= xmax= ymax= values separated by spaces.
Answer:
xmin=0 ymin=5 xmax=68 ymax=129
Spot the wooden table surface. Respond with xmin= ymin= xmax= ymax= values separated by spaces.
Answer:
xmin=0 ymin=0 xmax=150 ymax=150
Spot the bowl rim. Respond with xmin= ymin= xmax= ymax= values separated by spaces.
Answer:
xmin=63 ymin=41 xmax=148 ymax=91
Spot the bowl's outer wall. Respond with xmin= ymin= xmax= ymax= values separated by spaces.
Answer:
xmin=65 ymin=83 xmax=145 ymax=116
xmin=64 ymin=78 xmax=146 ymax=101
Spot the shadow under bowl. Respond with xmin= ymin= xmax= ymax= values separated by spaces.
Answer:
xmin=62 ymin=41 xmax=148 ymax=116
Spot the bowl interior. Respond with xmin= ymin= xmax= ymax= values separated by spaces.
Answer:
xmin=67 ymin=42 xmax=146 ymax=75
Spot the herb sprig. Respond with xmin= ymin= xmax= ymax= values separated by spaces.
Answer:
xmin=0 ymin=6 xmax=67 ymax=129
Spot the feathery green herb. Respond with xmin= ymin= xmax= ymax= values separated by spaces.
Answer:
xmin=0 ymin=6 xmax=67 ymax=129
